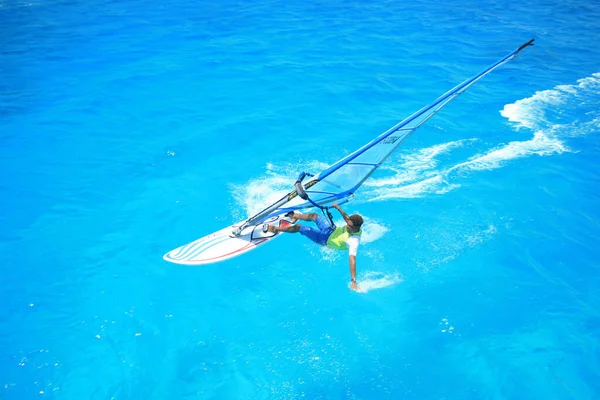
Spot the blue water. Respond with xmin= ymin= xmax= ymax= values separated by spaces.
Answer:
xmin=2 ymin=0 xmax=600 ymax=398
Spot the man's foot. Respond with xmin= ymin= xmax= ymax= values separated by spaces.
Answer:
xmin=285 ymin=211 xmax=299 ymax=223
xmin=262 ymin=224 xmax=278 ymax=233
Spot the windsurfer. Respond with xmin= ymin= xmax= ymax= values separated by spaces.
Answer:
xmin=264 ymin=203 xmax=363 ymax=292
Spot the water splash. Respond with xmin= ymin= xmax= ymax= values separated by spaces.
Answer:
xmin=231 ymin=160 xmax=330 ymax=219
xmin=364 ymin=73 xmax=600 ymax=200
xmin=232 ymin=73 xmax=599 ymax=206
xmin=356 ymin=217 xmax=388 ymax=244
xmin=355 ymin=271 xmax=403 ymax=293
xmin=363 ymin=139 xmax=475 ymax=188
xmin=501 ymin=73 xmax=600 ymax=132
xmin=309 ymin=218 xmax=389 ymax=264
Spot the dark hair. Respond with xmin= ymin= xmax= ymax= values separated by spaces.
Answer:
xmin=349 ymin=214 xmax=363 ymax=229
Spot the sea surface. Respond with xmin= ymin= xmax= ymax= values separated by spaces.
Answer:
xmin=1 ymin=0 xmax=600 ymax=398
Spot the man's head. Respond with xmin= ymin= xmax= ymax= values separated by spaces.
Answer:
xmin=348 ymin=214 xmax=363 ymax=232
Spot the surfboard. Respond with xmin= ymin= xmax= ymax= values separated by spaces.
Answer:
xmin=163 ymin=212 xmax=296 ymax=265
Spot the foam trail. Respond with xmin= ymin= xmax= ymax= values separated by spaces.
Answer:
xmin=501 ymin=72 xmax=600 ymax=131
xmin=449 ymin=130 xmax=568 ymax=173
xmin=365 ymin=73 xmax=600 ymax=201
xmin=233 ymin=74 xmax=599 ymax=207
xmin=452 ymin=73 xmax=600 ymax=173
xmin=356 ymin=271 xmax=402 ymax=293
xmin=369 ymin=175 xmax=463 ymax=201
xmin=364 ymin=139 xmax=474 ymax=188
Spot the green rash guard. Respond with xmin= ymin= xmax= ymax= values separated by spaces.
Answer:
xmin=326 ymin=226 xmax=362 ymax=251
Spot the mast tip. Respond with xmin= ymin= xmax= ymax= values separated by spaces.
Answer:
xmin=518 ymin=39 xmax=535 ymax=52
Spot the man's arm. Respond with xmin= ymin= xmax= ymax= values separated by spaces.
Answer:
xmin=332 ymin=203 xmax=354 ymax=228
xmin=349 ymin=255 xmax=359 ymax=291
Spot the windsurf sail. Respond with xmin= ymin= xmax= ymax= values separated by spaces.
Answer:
xmin=237 ymin=39 xmax=535 ymax=231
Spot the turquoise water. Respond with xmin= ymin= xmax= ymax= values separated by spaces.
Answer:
xmin=2 ymin=0 xmax=600 ymax=398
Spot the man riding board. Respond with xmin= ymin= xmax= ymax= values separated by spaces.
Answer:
xmin=264 ymin=203 xmax=363 ymax=292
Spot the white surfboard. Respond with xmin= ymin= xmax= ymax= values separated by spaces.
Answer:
xmin=163 ymin=213 xmax=295 ymax=265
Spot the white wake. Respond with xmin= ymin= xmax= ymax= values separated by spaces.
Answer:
xmin=363 ymin=73 xmax=600 ymax=200
xmin=232 ymin=73 xmax=600 ymax=207
xmin=355 ymin=271 xmax=403 ymax=293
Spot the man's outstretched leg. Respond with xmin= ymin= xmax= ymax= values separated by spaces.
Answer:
xmin=266 ymin=224 xmax=300 ymax=233
xmin=265 ymin=212 xmax=319 ymax=233
xmin=288 ymin=212 xmax=319 ymax=224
